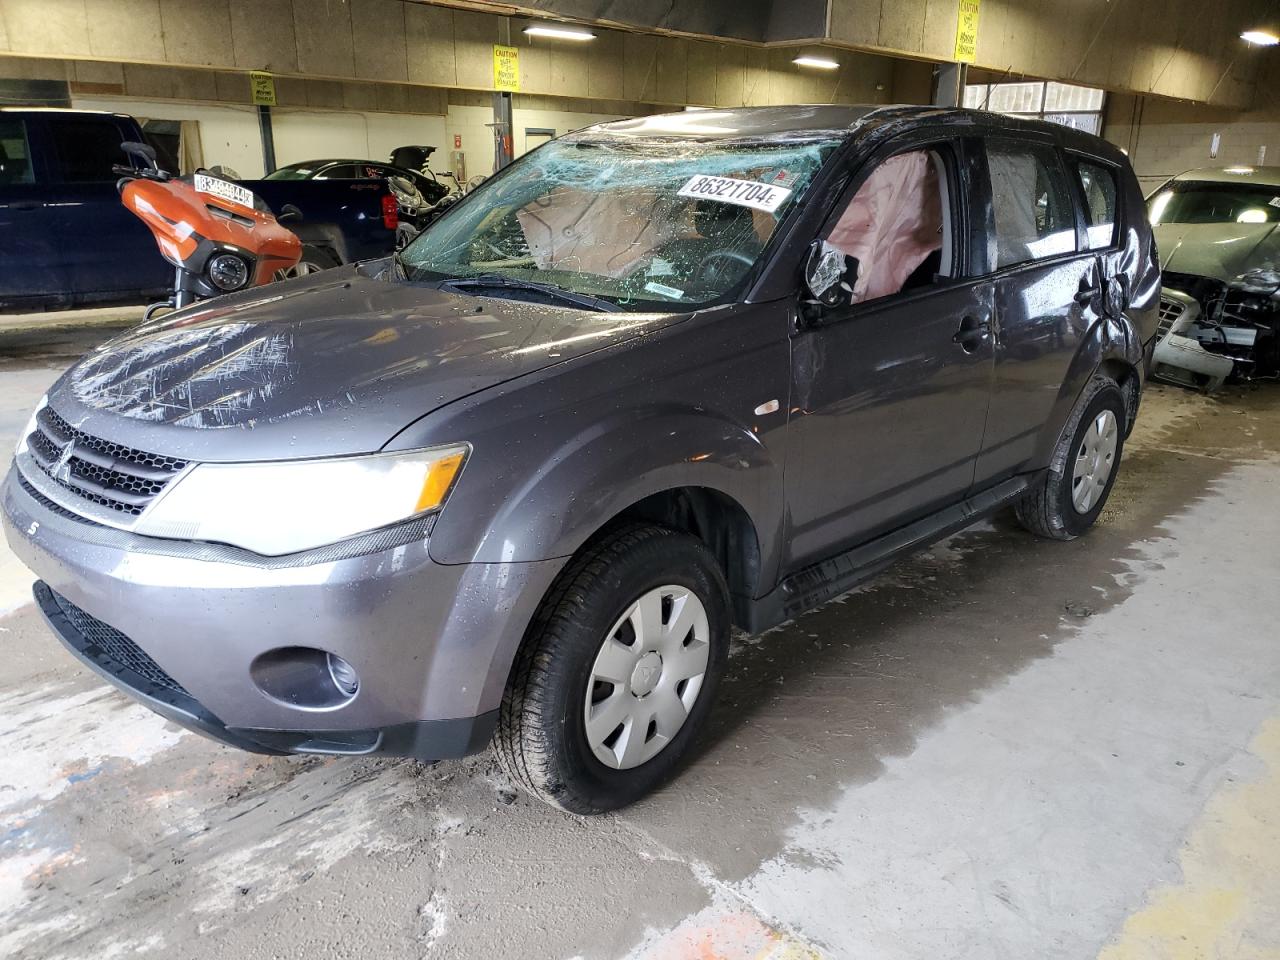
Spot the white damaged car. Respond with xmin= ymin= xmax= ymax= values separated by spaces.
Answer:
xmin=1148 ymin=166 xmax=1280 ymax=391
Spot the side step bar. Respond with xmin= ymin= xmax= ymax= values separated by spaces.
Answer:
xmin=744 ymin=475 xmax=1033 ymax=633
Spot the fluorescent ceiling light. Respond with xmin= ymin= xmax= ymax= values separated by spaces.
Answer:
xmin=524 ymin=25 xmax=595 ymax=41
xmin=1241 ymin=29 xmax=1280 ymax=45
xmin=793 ymin=56 xmax=840 ymax=70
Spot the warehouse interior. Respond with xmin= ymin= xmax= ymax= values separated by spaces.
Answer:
xmin=1 ymin=1 xmax=1278 ymax=958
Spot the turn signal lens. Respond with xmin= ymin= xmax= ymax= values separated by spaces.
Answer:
xmin=416 ymin=452 xmax=466 ymax=512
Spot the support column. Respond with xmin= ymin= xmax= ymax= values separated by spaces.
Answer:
xmin=258 ymin=104 xmax=277 ymax=175
xmin=491 ymin=92 xmax=514 ymax=171
xmin=932 ymin=62 xmax=968 ymax=108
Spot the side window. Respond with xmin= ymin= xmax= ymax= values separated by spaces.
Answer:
xmin=48 ymin=117 xmax=128 ymax=183
xmin=315 ymin=164 xmax=361 ymax=179
xmin=0 ymin=117 xmax=35 ymax=185
xmin=986 ymin=140 xmax=1076 ymax=269
xmin=1076 ymin=160 xmax=1118 ymax=249
xmin=825 ymin=148 xmax=953 ymax=305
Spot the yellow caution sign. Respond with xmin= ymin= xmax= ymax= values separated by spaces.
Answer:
xmin=250 ymin=71 xmax=277 ymax=106
xmin=493 ymin=45 xmax=520 ymax=92
xmin=954 ymin=0 xmax=981 ymax=63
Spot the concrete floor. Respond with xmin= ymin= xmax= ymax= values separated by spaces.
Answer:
xmin=1 ymin=328 xmax=1277 ymax=960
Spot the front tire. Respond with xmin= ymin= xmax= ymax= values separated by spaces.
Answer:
xmin=493 ymin=525 xmax=730 ymax=814
xmin=1015 ymin=376 xmax=1127 ymax=540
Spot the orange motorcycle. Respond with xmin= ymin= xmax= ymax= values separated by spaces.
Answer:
xmin=115 ymin=142 xmax=303 ymax=318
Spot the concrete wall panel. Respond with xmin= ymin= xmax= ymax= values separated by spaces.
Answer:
xmin=293 ymin=0 xmax=355 ymax=79
xmin=229 ymin=0 xmax=297 ymax=72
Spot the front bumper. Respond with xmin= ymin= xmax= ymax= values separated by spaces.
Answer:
xmin=3 ymin=466 xmax=563 ymax=760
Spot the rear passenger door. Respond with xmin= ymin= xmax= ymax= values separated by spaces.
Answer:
xmin=0 ymin=114 xmax=65 ymax=305
xmin=44 ymin=113 xmax=170 ymax=300
xmin=972 ymin=136 xmax=1104 ymax=486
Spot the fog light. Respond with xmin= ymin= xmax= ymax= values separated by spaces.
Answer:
xmin=327 ymin=653 xmax=359 ymax=697
xmin=208 ymin=252 xmax=250 ymax=291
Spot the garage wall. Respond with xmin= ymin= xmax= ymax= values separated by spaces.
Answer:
xmin=0 ymin=0 xmax=1270 ymax=108
xmin=1105 ymin=90 xmax=1280 ymax=191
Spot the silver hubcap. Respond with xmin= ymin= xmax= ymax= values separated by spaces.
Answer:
xmin=275 ymin=260 xmax=323 ymax=281
xmin=1071 ymin=409 xmax=1119 ymax=513
xmin=584 ymin=585 xmax=711 ymax=770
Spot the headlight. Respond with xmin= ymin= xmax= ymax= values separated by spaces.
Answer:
xmin=14 ymin=395 xmax=47 ymax=456
xmin=1234 ymin=266 xmax=1280 ymax=295
xmin=134 ymin=444 xmax=469 ymax=555
xmin=207 ymin=252 xmax=251 ymax=291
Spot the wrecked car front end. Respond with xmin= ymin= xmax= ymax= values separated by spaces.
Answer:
xmin=1149 ymin=170 xmax=1280 ymax=391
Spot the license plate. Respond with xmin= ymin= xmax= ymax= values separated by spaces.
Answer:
xmin=193 ymin=174 xmax=255 ymax=210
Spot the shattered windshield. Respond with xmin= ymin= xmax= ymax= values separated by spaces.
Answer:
xmin=399 ymin=134 xmax=842 ymax=310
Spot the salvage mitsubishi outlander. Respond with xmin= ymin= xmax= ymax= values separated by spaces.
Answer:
xmin=3 ymin=106 xmax=1160 ymax=813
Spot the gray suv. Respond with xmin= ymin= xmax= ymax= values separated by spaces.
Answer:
xmin=3 ymin=106 xmax=1160 ymax=813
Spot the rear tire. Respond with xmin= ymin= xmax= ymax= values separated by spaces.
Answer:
xmin=1015 ymin=376 xmax=1127 ymax=540
xmin=493 ymin=525 xmax=730 ymax=814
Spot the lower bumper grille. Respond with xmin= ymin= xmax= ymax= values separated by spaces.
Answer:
xmin=47 ymin=589 xmax=190 ymax=697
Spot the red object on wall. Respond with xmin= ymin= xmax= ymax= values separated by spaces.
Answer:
xmin=454 ymin=134 xmax=462 ymax=149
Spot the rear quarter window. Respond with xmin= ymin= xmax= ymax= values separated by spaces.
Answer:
xmin=1076 ymin=160 xmax=1118 ymax=249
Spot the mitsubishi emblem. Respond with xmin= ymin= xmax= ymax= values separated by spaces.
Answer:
xmin=51 ymin=439 xmax=76 ymax=484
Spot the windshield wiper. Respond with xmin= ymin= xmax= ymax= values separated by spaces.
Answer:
xmin=438 ymin=273 xmax=621 ymax=313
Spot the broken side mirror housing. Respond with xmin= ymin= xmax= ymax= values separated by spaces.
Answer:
xmin=802 ymin=240 xmax=858 ymax=320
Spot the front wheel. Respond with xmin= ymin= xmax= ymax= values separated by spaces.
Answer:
xmin=493 ymin=525 xmax=730 ymax=814
xmin=1015 ymin=376 xmax=1127 ymax=540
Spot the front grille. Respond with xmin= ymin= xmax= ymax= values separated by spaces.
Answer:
xmin=1157 ymin=297 xmax=1185 ymax=340
xmin=24 ymin=406 xmax=188 ymax=517
xmin=48 ymin=589 xmax=190 ymax=697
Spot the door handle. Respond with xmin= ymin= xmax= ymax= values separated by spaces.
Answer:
xmin=952 ymin=315 xmax=991 ymax=353
xmin=1075 ymin=281 xmax=1101 ymax=305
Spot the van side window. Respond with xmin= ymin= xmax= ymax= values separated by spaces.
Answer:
xmin=48 ymin=117 xmax=127 ymax=183
xmin=824 ymin=148 xmax=953 ymax=305
xmin=986 ymin=141 xmax=1076 ymax=269
xmin=0 ymin=117 xmax=35 ymax=185
xmin=1076 ymin=160 xmax=1118 ymax=249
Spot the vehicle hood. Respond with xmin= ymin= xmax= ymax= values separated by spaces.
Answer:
xmin=51 ymin=267 xmax=686 ymax=460
xmin=1153 ymin=221 xmax=1280 ymax=281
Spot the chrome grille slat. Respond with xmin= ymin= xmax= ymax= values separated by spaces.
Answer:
xmin=22 ymin=406 xmax=190 ymax=518
xmin=1157 ymin=297 xmax=1185 ymax=340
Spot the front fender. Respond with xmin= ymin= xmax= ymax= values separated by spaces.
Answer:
xmin=428 ymin=405 xmax=784 ymax=576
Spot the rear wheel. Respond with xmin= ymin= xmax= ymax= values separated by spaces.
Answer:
xmin=493 ymin=525 xmax=730 ymax=814
xmin=1015 ymin=376 xmax=1127 ymax=540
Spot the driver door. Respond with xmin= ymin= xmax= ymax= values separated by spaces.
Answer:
xmin=784 ymin=140 xmax=996 ymax=571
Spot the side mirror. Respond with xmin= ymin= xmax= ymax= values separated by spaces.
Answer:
xmin=803 ymin=240 xmax=858 ymax=311
xmin=278 ymin=203 xmax=303 ymax=225
xmin=121 ymin=140 xmax=158 ymax=169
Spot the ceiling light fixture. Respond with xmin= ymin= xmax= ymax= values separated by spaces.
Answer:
xmin=1241 ymin=29 xmax=1280 ymax=45
xmin=793 ymin=55 xmax=840 ymax=70
xmin=524 ymin=25 xmax=596 ymax=41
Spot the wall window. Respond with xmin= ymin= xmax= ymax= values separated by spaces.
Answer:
xmin=0 ymin=117 xmax=34 ymax=184
xmin=986 ymin=141 xmax=1076 ymax=269
xmin=1076 ymin=161 xmax=1118 ymax=249
xmin=964 ymin=81 xmax=1106 ymax=136
xmin=824 ymin=149 xmax=953 ymax=305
